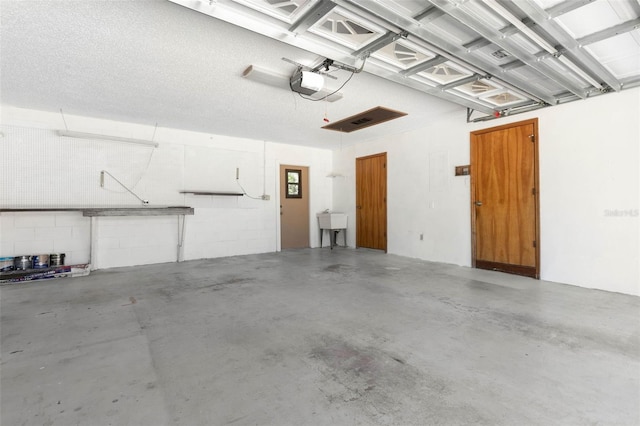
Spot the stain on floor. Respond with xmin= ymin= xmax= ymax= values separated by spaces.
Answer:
xmin=308 ymin=335 xmax=487 ymax=425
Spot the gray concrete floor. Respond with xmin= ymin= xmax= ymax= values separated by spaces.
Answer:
xmin=1 ymin=248 xmax=639 ymax=426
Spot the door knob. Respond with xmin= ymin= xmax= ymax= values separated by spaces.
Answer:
xmin=475 ymin=201 xmax=483 ymax=206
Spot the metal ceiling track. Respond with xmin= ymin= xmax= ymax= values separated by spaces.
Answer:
xmin=288 ymin=0 xmax=337 ymax=33
xmin=426 ymin=0 xmax=590 ymax=98
xmin=332 ymin=0 xmax=554 ymax=104
xmin=504 ymin=0 xmax=619 ymax=92
xmin=170 ymin=0 xmax=640 ymax=122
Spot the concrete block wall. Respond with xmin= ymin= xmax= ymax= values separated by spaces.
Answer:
xmin=1 ymin=107 xmax=333 ymax=269
xmin=184 ymin=203 xmax=276 ymax=261
xmin=0 ymin=212 xmax=90 ymax=266
xmin=94 ymin=216 xmax=179 ymax=269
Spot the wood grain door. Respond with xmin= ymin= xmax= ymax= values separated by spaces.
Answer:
xmin=471 ymin=119 xmax=539 ymax=278
xmin=356 ymin=153 xmax=387 ymax=251
xmin=280 ymin=165 xmax=309 ymax=249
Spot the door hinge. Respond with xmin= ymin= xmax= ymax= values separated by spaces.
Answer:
xmin=383 ymin=163 xmax=386 ymax=168
xmin=529 ymin=134 xmax=535 ymax=143
xmin=533 ymin=240 xmax=537 ymax=248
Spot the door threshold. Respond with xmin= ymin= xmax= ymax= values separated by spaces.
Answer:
xmin=476 ymin=260 xmax=538 ymax=279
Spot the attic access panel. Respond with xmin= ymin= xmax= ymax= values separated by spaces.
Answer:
xmin=322 ymin=106 xmax=407 ymax=133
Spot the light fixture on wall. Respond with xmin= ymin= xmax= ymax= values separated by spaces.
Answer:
xmin=242 ymin=65 xmax=291 ymax=89
xmin=57 ymin=130 xmax=159 ymax=147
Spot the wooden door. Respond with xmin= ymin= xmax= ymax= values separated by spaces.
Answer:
xmin=356 ymin=153 xmax=387 ymax=251
xmin=280 ymin=165 xmax=310 ymax=249
xmin=471 ymin=118 xmax=539 ymax=278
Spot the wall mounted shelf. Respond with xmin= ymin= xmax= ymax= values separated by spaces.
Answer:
xmin=180 ymin=191 xmax=244 ymax=196
xmin=0 ymin=206 xmax=194 ymax=216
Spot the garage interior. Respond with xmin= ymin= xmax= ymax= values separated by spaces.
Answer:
xmin=1 ymin=0 xmax=639 ymax=425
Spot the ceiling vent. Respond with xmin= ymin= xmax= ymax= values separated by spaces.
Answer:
xmin=491 ymin=49 xmax=510 ymax=59
xmin=322 ymin=106 xmax=407 ymax=133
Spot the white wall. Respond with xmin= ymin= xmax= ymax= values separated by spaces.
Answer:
xmin=0 ymin=212 xmax=90 ymax=266
xmin=331 ymin=120 xmax=471 ymax=266
xmin=0 ymin=107 xmax=333 ymax=269
xmin=3 ymin=89 xmax=638 ymax=296
xmin=333 ymin=88 xmax=640 ymax=296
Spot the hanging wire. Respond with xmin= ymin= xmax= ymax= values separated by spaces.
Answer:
xmin=151 ymin=122 xmax=158 ymax=143
xmin=57 ymin=110 xmax=157 ymax=198
xmin=129 ymin=123 xmax=158 ymax=189
xmin=59 ymin=109 xmax=69 ymax=131
xmin=130 ymin=148 xmax=155 ymax=189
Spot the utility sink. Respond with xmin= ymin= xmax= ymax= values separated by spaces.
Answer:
xmin=317 ymin=212 xmax=347 ymax=229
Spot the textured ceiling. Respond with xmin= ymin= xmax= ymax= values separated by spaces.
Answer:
xmin=2 ymin=0 xmax=639 ymax=149
xmin=0 ymin=0 xmax=461 ymax=149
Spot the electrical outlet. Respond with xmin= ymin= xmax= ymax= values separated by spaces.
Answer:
xmin=261 ymin=194 xmax=270 ymax=200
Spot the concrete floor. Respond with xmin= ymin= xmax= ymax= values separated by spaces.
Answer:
xmin=1 ymin=248 xmax=639 ymax=426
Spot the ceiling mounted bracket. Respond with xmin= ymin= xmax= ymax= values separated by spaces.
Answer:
xmin=400 ymin=55 xmax=448 ymax=77
xmin=288 ymin=0 xmax=337 ymax=34
xmin=466 ymin=107 xmax=475 ymax=123
xmin=312 ymin=58 xmax=335 ymax=73
xmin=439 ymin=74 xmax=482 ymax=91
xmin=314 ymin=57 xmax=365 ymax=74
